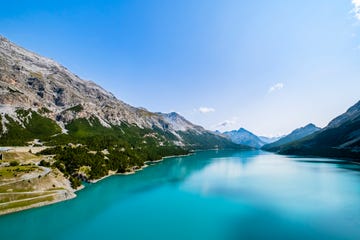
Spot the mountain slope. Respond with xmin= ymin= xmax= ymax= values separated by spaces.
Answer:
xmin=0 ymin=35 xmax=173 ymax=131
xmin=258 ymin=136 xmax=283 ymax=144
xmin=267 ymin=101 xmax=360 ymax=160
xmin=262 ymin=124 xmax=321 ymax=151
xmin=0 ymin=35 xmax=243 ymax=150
xmin=0 ymin=35 xmax=248 ymax=183
xmin=223 ymin=128 xmax=265 ymax=148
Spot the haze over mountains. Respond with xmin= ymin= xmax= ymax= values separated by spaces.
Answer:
xmin=274 ymin=101 xmax=360 ymax=160
xmin=222 ymin=104 xmax=360 ymax=160
xmin=258 ymin=136 xmax=283 ymax=144
xmin=262 ymin=124 xmax=321 ymax=151
xmin=221 ymin=124 xmax=320 ymax=150
xmin=222 ymin=128 xmax=268 ymax=148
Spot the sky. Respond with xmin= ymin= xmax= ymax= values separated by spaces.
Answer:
xmin=1 ymin=0 xmax=360 ymax=137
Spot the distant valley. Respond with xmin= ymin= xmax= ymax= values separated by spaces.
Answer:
xmin=221 ymin=124 xmax=320 ymax=150
xmin=0 ymin=35 xmax=246 ymax=215
xmin=0 ymin=34 xmax=359 ymax=217
xmin=222 ymin=102 xmax=360 ymax=160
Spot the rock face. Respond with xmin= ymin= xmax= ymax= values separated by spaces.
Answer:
xmin=262 ymin=124 xmax=321 ymax=151
xmin=159 ymin=112 xmax=204 ymax=132
xmin=0 ymin=36 xmax=163 ymax=128
xmin=327 ymin=101 xmax=360 ymax=128
xmin=263 ymin=101 xmax=360 ymax=160
xmin=223 ymin=128 xmax=265 ymax=148
xmin=0 ymin=35 xmax=236 ymax=148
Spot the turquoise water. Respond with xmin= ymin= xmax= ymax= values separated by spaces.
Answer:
xmin=1 ymin=150 xmax=360 ymax=239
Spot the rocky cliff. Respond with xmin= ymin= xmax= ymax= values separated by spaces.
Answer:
xmin=0 ymin=35 xmax=239 ymax=149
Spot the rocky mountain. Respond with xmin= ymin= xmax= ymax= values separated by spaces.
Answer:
xmin=272 ymin=101 xmax=360 ymax=160
xmin=223 ymin=128 xmax=265 ymax=148
xmin=0 ymin=35 xmax=175 ymax=131
xmin=159 ymin=112 xmax=203 ymax=133
xmin=0 ymin=35 xmax=242 ymax=150
xmin=327 ymin=101 xmax=360 ymax=128
xmin=262 ymin=123 xmax=321 ymax=151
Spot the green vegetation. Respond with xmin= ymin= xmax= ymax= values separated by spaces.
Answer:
xmin=38 ymin=107 xmax=51 ymax=114
xmin=1 ymin=111 xmax=242 ymax=188
xmin=2 ymin=152 xmax=41 ymax=163
xmin=63 ymin=104 xmax=84 ymax=113
xmin=179 ymin=131 xmax=249 ymax=150
xmin=0 ymin=166 xmax=38 ymax=179
xmin=0 ymin=180 xmax=35 ymax=193
xmin=0 ymin=195 xmax=54 ymax=212
xmin=9 ymin=161 xmax=19 ymax=167
xmin=0 ymin=192 xmax=51 ymax=204
xmin=0 ymin=110 xmax=61 ymax=145
xmin=39 ymin=160 xmax=50 ymax=167
xmin=269 ymin=116 xmax=360 ymax=160
xmin=0 ymin=162 xmax=70 ymax=214
xmin=36 ymin=117 xmax=188 ymax=186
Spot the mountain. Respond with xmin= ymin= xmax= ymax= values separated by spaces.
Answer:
xmin=0 ymin=35 xmax=243 ymax=148
xmin=262 ymin=124 xmax=321 ymax=151
xmin=272 ymin=101 xmax=360 ymax=160
xmin=223 ymin=128 xmax=265 ymax=148
xmin=258 ymin=136 xmax=283 ymax=144
xmin=0 ymin=35 xmax=246 ymax=184
xmin=0 ymin=36 xmax=187 ymax=135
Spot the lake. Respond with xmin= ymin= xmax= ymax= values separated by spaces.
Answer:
xmin=1 ymin=150 xmax=360 ymax=239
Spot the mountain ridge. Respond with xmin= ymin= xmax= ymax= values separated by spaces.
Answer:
xmin=0 ymin=35 xmax=241 ymax=149
xmin=264 ymin=101 xmax=360 ymax=160
xmin=0 ymin=34 xmax=249 ymax=190
xmin=262 ymin=123 xmax=321 ymax=151
xmin=222 ymin=128 xmax=265 ymax=148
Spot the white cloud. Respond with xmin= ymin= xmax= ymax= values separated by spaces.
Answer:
xmin=352 ymin=0 xmax=360 ymax=20
xmin=268 ymin=83 xmax=284 ymax=93
xmin=213 ymin=117 xmax=239 ymax=131
xmin=198 ymin=107 xmax=215 ymax=114
xmin=215 ymin=120 xmax=235 ymax=129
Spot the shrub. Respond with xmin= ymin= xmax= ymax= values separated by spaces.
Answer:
xmin=9 ymin=161 xmax=19 ymax=166
xmin=39 ymin=160 xmax=50 ymax=167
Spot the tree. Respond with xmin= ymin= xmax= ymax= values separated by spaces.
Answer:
xmin=10 ymin=161 xmax=19 ymax=166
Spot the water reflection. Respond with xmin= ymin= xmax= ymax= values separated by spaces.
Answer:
xmin=292 ymin=157 xmax=360 ymax=173
xmin=181 ymin=150 xmax=258 ymax=196
xmin=1 ymin=150 xmax=360 ymax=240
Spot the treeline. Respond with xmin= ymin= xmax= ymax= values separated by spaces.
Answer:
xmin=179 ymin=131 xmax=250 ymax=150
xmin=1 ymin=113 xmax=190 ymax=188
xmin=38 ymin=117 xmax=188 ymax=187
xmin=40 ymin=143 xmax=187 ymax=188
xmin=2 ymin=114 xmax=244 ymax=188
xmin=0 ymin=110 xmax=61 ymax=146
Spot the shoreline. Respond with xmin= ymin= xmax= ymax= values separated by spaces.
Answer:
xmin=0 ymin=152 xmax=194 ymax=216
xmin=0 ymin=190 xmax=76 ymax=216
xmin=1 ymin=147 xmax=359 ymax=216
xmin=2 ymin=149 xmax=358 ymax=216
xmin=87 ymin=152 xmax=194 ymax=184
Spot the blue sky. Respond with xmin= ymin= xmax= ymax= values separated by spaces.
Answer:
xmin=1 ymin=0 xmax=360 ymax=136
